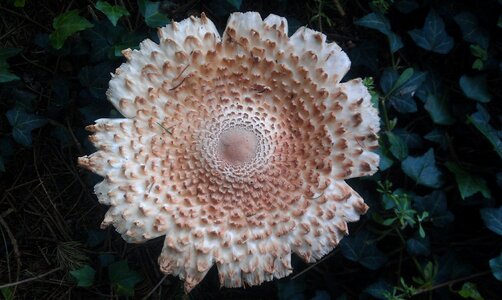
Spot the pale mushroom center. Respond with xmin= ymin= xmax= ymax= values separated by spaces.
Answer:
xmin=219 ymin=129 xmax=258 ymax=164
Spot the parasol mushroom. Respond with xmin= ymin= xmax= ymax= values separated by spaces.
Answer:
xmin=78 ymin=11 xmax=380 ymax=292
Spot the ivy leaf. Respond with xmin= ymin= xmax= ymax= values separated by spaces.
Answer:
xmin=111 ymin=31 xmax=144 ymax=58
xmin=14 ymin=0 xmax=25 ymax=7
xmin=381 ymin=68 xmax=426 ymax=113
xmin=95 ymin=1 xmax=130 ymax=26
xmin=458 ymin=282 xmax=485 ymax=300
xmin=354 ymin=13 xmax=403 ymax=53
xmin=277 ymin=276 xmax=306 ymax=300
xmin=406 ymin=234 xmax=430 ymax=256
xmin=386 ymin=131 xmax=408 ymax=161
xmin=138 ymin=0 xmax=170 ymax=28
xmin=468 ymin=105 xmax=502 ymax=159
xmin=454 ymin=12 xmax=490 ymax=49
xmin=445 ymin=162 xmax=491 ymax=199
xmin=394 ymin=129 xmax=423 ymax=150
xmin=425 ymin=128 xmax=448 ymax=150
xmin=376 ymin=147 xmax=394 ymax=171
xmin=79 ymin=61 xmax=115 ymax=99
xmin=49 ymin=10 xmax=93 ymax=49
xmin=6 ymin=108 xmax=48 ymax=147
xmin=408 ymin=10 xmax=454 ymax=54
xmin=0 ymin=48 xmax=21 ymax=83
xmin=480 ymin=207 xmax=502 ymax=236
xmin=402 ymin=149 xmax=443 ymax=188
xmin=226 ymin=0 xmax=243 ymax=10
xmin=98 ymin=254 xmax=115 ymax=267
xmin=349 ymin=40 xmax=379 ymax=72
xmin=355 ymin=12 xmax=392 ymax=35
xmin=416 ymin=71 xmax=443 ymax=103
xmin=340 ymin=230 xmax=387 ymax=270
xmin=414 ymin=191 xmax=453 ymax=228
xmin=108 ymin=260 xmax=142 ymax=296
xmin=424 ymin=95 xmax=455 ymax=125
xmin=395 ymin=0 xmax=419 ymax=14
xmin=0 ymin=287 xmax=13 ymax=300
xmin=364 ymin=280 xmax=393 ymax=300
xmin=459 ymin=75 xmax=491 ymax=103
xmin=489 ymin=252 xmax=502 ymax=281
xmin=70 ymin=265 xmax=96 ymax=287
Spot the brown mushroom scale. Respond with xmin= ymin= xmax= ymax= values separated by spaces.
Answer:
xmin=78 ymin=12 xmax=380 ymax=292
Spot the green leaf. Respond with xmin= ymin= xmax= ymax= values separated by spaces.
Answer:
xmin=49 ymin=10 xmax=93 ymax=49
xmin=354 ymin=13 xmax=403 ymax=53
xmin=1 ymin=287 xmax=13 ymax=300
xmin=340 ymin=230 xmax=387 ymax=270
xmin=70 ymin=265 xmax=96 ymax=287
xmin=408 ymin=10 xmax=454 ymax=54
xmin=414 ymin=191 xmax=453 ymax=228
xmin=468 ymin=105 xmax=502 ymax=159
xmin=424 ymin=95 xmax=455 ymax=125
xmin=458 ymin=282 xmax=485 ymax=300
xmin=445 ymin=162 xmax=491 ymax=199
xmin=425 ymin=128 xmax=448 ymax=150
xmin=459 ymin=75 xmax=491 ymax=103
xmin=401 ymin=149 xmax=443 ymax=188
xmin=6 ymin=108 xmax=48 ymax=147
xmin=0 ymin=48 xmax=21 ymax=83
xmin=406 ymin=234 xmax=430 ymax=256
xmin=138 ymin=0 xmax=170 ymax=28
xmin=14 ymin=0 xmax=26 ymax=7
xmin=470 ymin=45 xmax=488 ymax=60
xmin=95 ymin=1 xmax=130 ymax=26
xmin=480 ymin=207 xmax=502 ymax=236
xmin=386 ymin=131 xmax=408 ymax=161
xmin=454 ymin=12 xmax=490 ymax=49
xmin=380 ymin=68 xmax=426 ymax=113
xmin=375 ymin=147 xmax=394 ymax=171
xmin=226 ymin=0 xmax=243 ymax=10
xmin=355 ymin=13 xmax=392 ymax=35
xmin=394 ymin=68 xmax=414 ymax=89
xmin=78 ymin=62 xmax=115 ymax=99
xmin=364 ymin=280 xmax=393 ymax=300
xmin=489 ymin=252 xmax=502 ymax=281
xmin=108 ymin=260 xmax=142 ymax=296
xmin=395 ymin=0 xmax=419 ymax=14
xmin=277 ymin=276 xmax=306 ymax=300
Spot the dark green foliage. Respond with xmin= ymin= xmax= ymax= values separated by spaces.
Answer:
xmin=108 ymin=260 xmax=142 ymax=296
xmin=339 ymin=230 xmax=388 ymax=270
xmin=95 ymin=1 xmax=130 ymax=26
xmin=408 ymin=10 xmax=454 ymax=54
xmin=70 ymin=265 xmax=96 ymax=287
xmin=401 ymin=149 xmax=443 ymax=188
xmin=49 ymin=10 xmax=94 ymax=49
xmin=480 ymin=207 xmax=502 ymax=236
xmin=0 ymin=0 xmax=500 ymax=299
xmin=0 ymin=48 xmax=21 ymax=82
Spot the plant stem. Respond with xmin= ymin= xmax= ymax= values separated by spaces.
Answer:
xmin=413 ymin=270 xmax=491 ymax=296
xmin=0 ymin=267 xmax=62 ymax=289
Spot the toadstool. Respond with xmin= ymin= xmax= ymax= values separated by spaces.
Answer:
xmin=78 ymin=12 xmax=380 ymax=292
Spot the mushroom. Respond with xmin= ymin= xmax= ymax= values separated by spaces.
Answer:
xmin=78 ymin=12 xmax=380 ymax=292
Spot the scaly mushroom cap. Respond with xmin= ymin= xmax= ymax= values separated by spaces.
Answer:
xmin=78 ymin=12 xmax=380 ymax=292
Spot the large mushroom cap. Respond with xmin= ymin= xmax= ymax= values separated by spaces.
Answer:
xmin=78 ymin=12 xmax=380 ymax=292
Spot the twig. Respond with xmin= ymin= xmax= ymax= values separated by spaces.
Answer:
xmin=0 ymin=267 xmax=62 ymax=289
xmin=290 ymin=250 xmax=337 ymax=280
xmin=0 ymin=214 xmax=22 ymax=287
xmin=141 ymin=275 xmax=168 ymax=300
xmin=413 ymin=270 xmax=491 ymax=296
xmin=333 ymin=0 xmax=346 ymax=16
xmin=0 ymin=6 xmax=51 ymax=31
